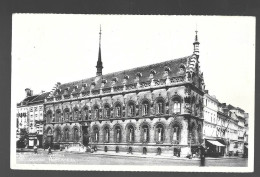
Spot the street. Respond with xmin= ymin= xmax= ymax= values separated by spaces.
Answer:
xmin=16 ymin=150 xmax=248 ymax=167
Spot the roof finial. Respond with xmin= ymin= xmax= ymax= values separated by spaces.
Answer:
xmin=193 ymin=25 xmax=200 ymax=56
xmin=99 ymin=25 xmax=102 ymax=47
xmin=195 ymin=24 xmax=198 ymax=42
xmin=96 ymin=25 xmax=103 ymax=76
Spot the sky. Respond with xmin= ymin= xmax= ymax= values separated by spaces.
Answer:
xmin=12 ymin=14 xmax=255 ymax=119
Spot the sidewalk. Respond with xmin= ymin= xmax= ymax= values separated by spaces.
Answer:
xmin=84 ymin=151 xmax=243 ymax=161
xmin=17 ymin=148 xmax=243 ymax=161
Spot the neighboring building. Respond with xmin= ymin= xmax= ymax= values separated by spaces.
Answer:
xmin=27 ymin=91 xmax=50 ymax=148
xmin=228 ymin=105 xmax=247 ymax=155
xmin=16 ymin=89 xmax=38 ymax=146
xmin=43 ymin=29 xmax=205 ymax=157
xmin=203 ymin=91 xmax=226 ymax=156
xmin=217 ymin=103 xmax=235 ymax=156
xmin=244 ymin=113 xmax=249 ymax=157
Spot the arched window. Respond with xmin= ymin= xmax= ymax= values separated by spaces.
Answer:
xmin=64 ymin=128 xmax=70 ymax=142
xmin=63 ymin=108 xmax=70 ymax=121
xmin=127 ymin=125 xmax=135 ymax=143
xmin=54 ymin=128 xmax=61 ymax=142
xmin=103 ymin=126 xmax=110 ymax=143
xmin=93 ymin=105 xmax=99 ymax=120
xmin=114 ymin=103 xmax=122 ymax=118
xmin=81 ymin=106 xmax=88 ymax=120
xmin=55 ymin=109 xmax=61 ymax=122
xmin=103 ymin=104 xmax=110 ymax=119
xmin=73 ymin=107 xmax=79 ymax=121
xmin=141 ymin=100 xmax=150 ymax=116
xmin=93 ymin=127 xmax=99 ymax=142
xmin=172 ymin=96 xmax=181 ymax=114
xmin=171 ymin=124 xmax=181 ymax=144
xmin=141 ymin=124 xmax=150 ymax=143
xmin=127 ymin=101 xmax=135 ymax=117
xmin=114 ymin=126 xmax=122 ymax=143
xmin=46 ymin=127 xmax=52 ymax=135
xmin=156 ymin=98 xmax=165 ymax=115
xmin=73 ymin=128 xmax=79 ymax=142
xmin=46 ymin=110 xmax=52 ymax=123
xmin=155 ymin=124 xmax=165 ymax=143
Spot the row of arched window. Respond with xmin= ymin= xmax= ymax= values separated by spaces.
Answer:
xmin=45 ymin=96 xmax=182 ymax=123
xmin=47 ymin=122 xmax=202 ymax=144
xmin=47 ymin=127 xmax=80 ymax=142
xmin=92 ymin=123 xmax=183 ymax=144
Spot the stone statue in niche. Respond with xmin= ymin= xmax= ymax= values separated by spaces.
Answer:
xmin=166 ymin=102 xmax=169 ymax=114
xmin=136 ymin=105 xmax=139 ymax=116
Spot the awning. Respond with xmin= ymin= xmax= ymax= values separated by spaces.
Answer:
xmin=207 ymin=140 xmax=225 ymax=147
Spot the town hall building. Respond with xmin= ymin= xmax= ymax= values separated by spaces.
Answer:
xmin=43 ymin=28 xmax=205 ymax=157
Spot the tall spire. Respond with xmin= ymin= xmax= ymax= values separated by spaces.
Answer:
xmin=96 ymin=25 xmax=103 ymax=76
xmin=193 ymin=26 xmax=200 ymax=56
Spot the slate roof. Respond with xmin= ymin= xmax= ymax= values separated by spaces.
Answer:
xmin=17 ymin=95 xmax=39 ymax=107
xmin=52 ymin=55 xmax=191 ymax=97
xmin=29 ymin=92 xmax=50 ymax=104
xmin=17 ymin=92 xmax=50 ymax=107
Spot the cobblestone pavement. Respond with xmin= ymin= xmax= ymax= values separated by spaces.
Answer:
xmin=16 ymin=150 xmax=248 ymax=167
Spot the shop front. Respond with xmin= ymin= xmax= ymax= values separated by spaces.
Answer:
xmin=28 ymin=134 xmax=38 ymax=148
xmin=205 ymin=139 xmax=225 ymax=157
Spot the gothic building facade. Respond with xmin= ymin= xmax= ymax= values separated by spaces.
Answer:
xmin=43 ymin=29 xmax=205 ymax=157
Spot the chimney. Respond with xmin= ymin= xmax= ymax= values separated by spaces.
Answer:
xmin=25 ymin=88 xmax=32 ymax=97
xmin=41 ymin=90 xmax=45 ymax=94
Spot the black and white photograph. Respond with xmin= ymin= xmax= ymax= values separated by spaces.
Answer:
xmin=11 ymin=14 xmax=255 ymax=172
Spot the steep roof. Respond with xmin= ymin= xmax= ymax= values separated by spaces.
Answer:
xmin=52 ymin=55 xmax=191 ymax=96
xmin=29 ymin=92 xmax=50 ymax=104
xmin=17 ymin=95 xmax=39 ymax=107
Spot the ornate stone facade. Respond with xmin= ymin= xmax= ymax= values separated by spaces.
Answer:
xmin=43 ymin=30 xmax=205 ymax=157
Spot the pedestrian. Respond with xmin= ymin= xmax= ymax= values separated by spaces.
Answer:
xmin=34 ymin=145 xmax=38 ymax=154
xmin=200 ymin=145 xmax=205 ymax=166
xmin=48 ymin=146 xmax=52 ymax=154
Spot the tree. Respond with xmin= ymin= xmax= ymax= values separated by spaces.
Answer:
xmin=17 ymin=128 xmax=28 ymax=148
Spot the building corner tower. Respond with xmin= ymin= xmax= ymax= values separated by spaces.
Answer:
xmin=193 ymin=29 xmax=200 ymax=57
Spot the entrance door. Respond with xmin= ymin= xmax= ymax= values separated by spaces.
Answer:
xmin=34 ymin=139 xmax=37 ymax=146
xmin=82 ymin=126 xmax=89 ymax=146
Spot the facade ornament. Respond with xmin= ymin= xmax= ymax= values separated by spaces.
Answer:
xmin=165 ymin=76 xmax=171 ymax=85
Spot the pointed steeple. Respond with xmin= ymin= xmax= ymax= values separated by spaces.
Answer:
xmin=193 ymin=27 xmax=200 ymax=56
xmin=96 ymin=25 xmax=103 ymax=76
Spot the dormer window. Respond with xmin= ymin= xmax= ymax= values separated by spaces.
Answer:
xmin=179 ymin=65 xmax=185 ymax=74
xmin=81 ymin=83 xmax=87 ymax=91
xmin=91 ymin=82 xmax=96 ymax=90
xmin=102 ymin=79 xmax=107 ymax=84
xmin=136 ymin=72 xmax=142 ymax=81
xmin=150 ymin=69 xmax=156 ymax=79
xmin=64 ymin=87 xmax=69 ymax=95
xmin=112 ymin=77 xmax=118 ymax=86
xmin=73 ymin=85 xmax=78 ymax=92
xmin=101 ymin=79 xmax=107 ymax=87
xmin=164 ymin=66 xmax=171 ymax=76
xmin=123 ymin=75 xmax=129 ymax=84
